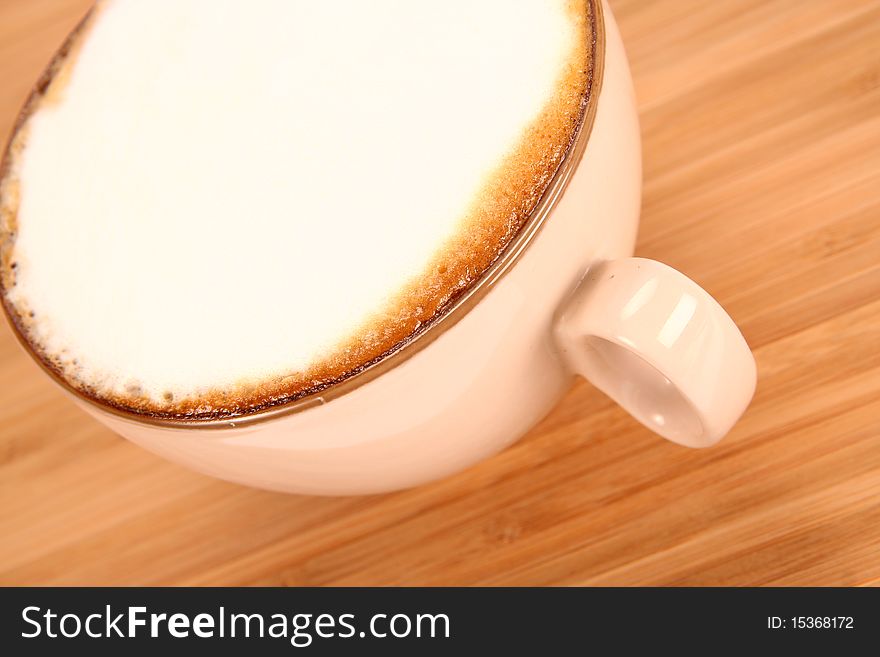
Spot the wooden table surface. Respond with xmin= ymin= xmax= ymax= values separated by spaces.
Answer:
xmin=1 ymin=0 xmax=879 ymax=586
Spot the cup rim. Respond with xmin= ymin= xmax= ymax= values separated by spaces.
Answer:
xmin=0 ymin=0 xmax=607 ymax=430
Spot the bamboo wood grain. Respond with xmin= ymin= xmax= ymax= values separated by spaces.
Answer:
xmin=1 ymin=0 xmax=878 ymax=586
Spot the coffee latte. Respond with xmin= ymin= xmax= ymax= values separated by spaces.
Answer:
xmin=0 ymin=0 xmax=594 ymax=419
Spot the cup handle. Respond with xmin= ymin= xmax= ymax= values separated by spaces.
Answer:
xmin=554 ymin=258 xmax=756 ymax=447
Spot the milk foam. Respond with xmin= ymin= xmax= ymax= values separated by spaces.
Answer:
xmin=2 ymin=0 xmax=590 ymax=416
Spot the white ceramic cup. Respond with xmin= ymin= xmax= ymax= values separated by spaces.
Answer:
xmin=6 ymin=0 xmax=756 ymax=494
